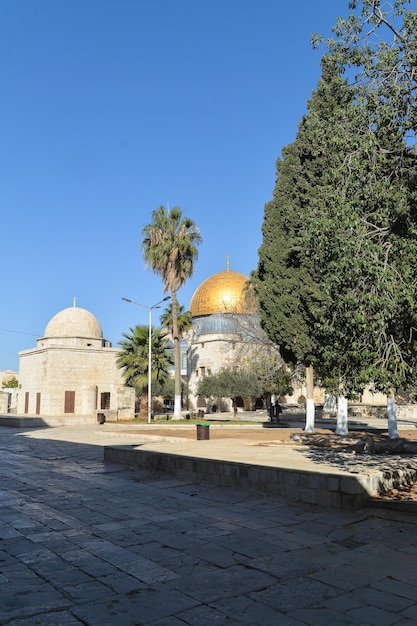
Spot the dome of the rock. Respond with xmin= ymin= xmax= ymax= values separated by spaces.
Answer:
xmin=189 ymin=268 xmax=253 ymax=317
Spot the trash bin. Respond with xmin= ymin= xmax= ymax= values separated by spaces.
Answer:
xmin=198 ymin=409 xmax=205 ymax=418
xmin=196 ymin=423 xmax=210 ymax=440
xmin=97 ymin=413 xmax=106 ymax=424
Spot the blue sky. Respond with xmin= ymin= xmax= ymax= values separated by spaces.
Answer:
xmin=1 ymin=0 xmax=347 ymax=371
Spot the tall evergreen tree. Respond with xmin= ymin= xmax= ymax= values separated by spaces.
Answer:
xmin=256 ymin=43 xmax=417 ymax=437
xmin=254 ymin=57 xmax=356 ymax=432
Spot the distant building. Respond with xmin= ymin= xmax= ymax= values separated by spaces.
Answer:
xmin=17 ymin=306 xmax=135 ymax=423
xmin=0 ymin=370 xmax=18 ymax=386
xmin=0 ymin=370 xmax=18 ymax=414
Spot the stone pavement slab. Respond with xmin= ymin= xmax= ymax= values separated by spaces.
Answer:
xmin=0 ymin=424 xmax=417 ymax=625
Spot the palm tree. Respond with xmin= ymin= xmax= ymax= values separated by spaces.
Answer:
xmin=159 ymin=302 xmax=193 ymax=338
xmin=142 ymin=206 xmax=201 ymax=419
xmin=117 ymin=325 xmax=173 ymax=418
xmin=160 ymin=302 xmax=193 ymax=410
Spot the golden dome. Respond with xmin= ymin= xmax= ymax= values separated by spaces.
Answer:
xmin=190 ymin=269 xmax=252 ymax=317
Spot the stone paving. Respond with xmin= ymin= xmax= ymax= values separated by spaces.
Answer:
xmin=1 ymin=424 xmax=417 ymax=625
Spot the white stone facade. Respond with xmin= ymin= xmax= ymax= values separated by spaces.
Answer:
xmin=187 ymin=328 xmax=244 ymax=411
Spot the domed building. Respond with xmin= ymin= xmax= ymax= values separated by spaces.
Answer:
xmin=17 ymin=305 xmax=135 ymax=422
xmin=186 ymin=261 xmax=258 ymax=411
xmin=189 ymin=266 xmax=254 ymax=318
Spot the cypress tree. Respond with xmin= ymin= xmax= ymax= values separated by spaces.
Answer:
xmin=256 ymin=42 xmax=417 ymax=436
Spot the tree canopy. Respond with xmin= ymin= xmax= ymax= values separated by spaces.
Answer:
xmin=142 ymin=206 xmax=201 ymax=294
xmin=255 ymin=0 xmax=417 ymax=433
xmin=159 ymin=302 xmax=192 ymax=339
xmin=313 ymin=0 xmax=417 ymax=140
xmin=2 ymin=376 xmax=18 ymax=389
xmin=197 ymin=368 xmax=262 ymax=408
xmin=311 ymin=1 xmax=417 ymax=396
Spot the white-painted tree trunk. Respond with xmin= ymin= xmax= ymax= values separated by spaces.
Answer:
xmin=305 ymin=399 xmax=315 ymax=432
xmin=304 ymin=364 xmax=315 ymax=433
xmin=387 ymin=393 xmax=399 ymax=439
xmin=171 ymin=289 xmax=183 ymax=420
xmin=335 ymin=395 xmax=348 ymax=435
xmin=172 ymin=395 xmax=182 ymax=420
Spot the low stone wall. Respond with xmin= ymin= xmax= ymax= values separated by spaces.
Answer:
xmin=0 ymin=415 xmax=46 ymax=428
xmin=321 ymin=404 xmax=417 ymax=422
xmin=347 ymin=405 xmax=387 ymax=419
xmin=0 ymin=414 xmax=97 ymax=427
xmin=103 ymin=445 xmax=413 ymax=509
xmin=397 ymin=405 xmax=417 ymax=421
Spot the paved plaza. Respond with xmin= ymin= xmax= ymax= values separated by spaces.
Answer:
xmin=1 ymin=423 xmax=417 ymax=625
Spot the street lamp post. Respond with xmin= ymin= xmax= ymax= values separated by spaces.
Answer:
xmin=122 ymin=296 xmax=170 ymax=423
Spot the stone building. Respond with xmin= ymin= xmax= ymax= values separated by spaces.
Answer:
xmin=186 ymin=264 xmax=260 ymax=411
xmin=17 ymin=306 xmax=135 ymax=423
xmin=0 ymin=370 xmax=18 ymax=414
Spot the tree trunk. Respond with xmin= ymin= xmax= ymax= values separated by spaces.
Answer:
xmin=140 ymin=388 xmax=148 ymax=419
xmin=335 ymin=395 xmax=348 ymax=435
xmin=304 ymin=364 xmax=315 ymax=433
xmin=387 ymin=391 xmax=399 ymax=439
xmin=171 ymin=290 xmax=183 ymax=420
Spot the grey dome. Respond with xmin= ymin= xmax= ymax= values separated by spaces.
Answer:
xmin=193 ymin=313 xmax=241 ymax=338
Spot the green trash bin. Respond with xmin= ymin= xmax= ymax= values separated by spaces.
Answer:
xmin=196 ymin=423 xmax=210 ymax=440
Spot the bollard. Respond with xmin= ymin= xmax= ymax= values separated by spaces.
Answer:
xmin=196 ymin=423 xmax=210 ymax=440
